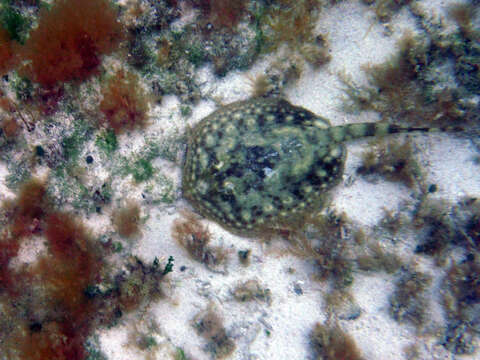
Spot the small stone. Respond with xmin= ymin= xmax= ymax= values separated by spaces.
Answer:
xmin=35 ymin=145 xmax=45 ymax=157
xmin=293 ymin=282 xmax=303 ymax=295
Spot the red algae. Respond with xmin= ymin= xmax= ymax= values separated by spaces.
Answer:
xmin=0 ymin=115 xmax=21 ymax=138
xmin=38 ymin=213 xmax=101 ymax=316
xmin=0 ymin=181 xmax=101 ymax=360
xmin=0 ymin=26 xmax=19 ymax=76
xmin=0 ymin=179 xmax=47 ymax=296
xmin=0 ymin=92 xmax=22 ymax=138
xmin=10 ymin=178 xmax=48 ymax=237
xmin=17 ymin=321 xmax=89 ymax=360
xmin=16 ymin=178 xmax=48 ymax=219
xmin=45 ymin=212 xmax=86 ymax=257
xmin=0 ymin=235 xmax=21 ymax=295
xmin=112 ymin=201 xmax=142 ymax=238
xmin=172 ymin=211 xmax=227 ymax=270
xmin=15 ymin=220 xmax=100 ymax=360
xmin=0 ymin=178 xmax=172 ymax=359
xmin=193 ymin=0 xmax=247 ymax=29
xmin=34 ymin=84 xmax=66 ymax=115
xmin=20 ymin=0 xmax=124 ymax=86
xmin=99 ymin=69 xmax=150 ymax=133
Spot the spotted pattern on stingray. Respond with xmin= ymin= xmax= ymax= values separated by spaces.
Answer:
xmin=182 ymin=97 xmax=434 ymax=235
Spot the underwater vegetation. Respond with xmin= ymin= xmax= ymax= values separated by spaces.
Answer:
xmin=443 ymin=254 xmax=480 ymax=354
xmin=310 ymin=322 xmax=364 ymax=360
xmin=112 ymin=200 xmax=142 ymax=238
xmin=0 ymin=179 xmax=173 ymax=359
xmin=232 ymin=279 xmax=271 ymax=304
xmin=20 ymin=0 xmax=124 ymax=86
xmin=172 ymin=210 xmax=228 ymax=271
xmin=190 ymin=0 xmax=248 ymax=28
xmin=341 ymin=23 xmax=479 ymax=127
xmin=357 ymin=139 xmax=422 ymax=189
xmin=0 ymin=25 xmax=19 ymax=76
xmin=192 ymin=305 xmax=236 ymax=359
xmin=99 ymin=69 xmax=151 ymax=134
xmin=389 ymin=269 xmax=432 ymax=328
xmin=291 ymin=212 xmax=355 ymax=289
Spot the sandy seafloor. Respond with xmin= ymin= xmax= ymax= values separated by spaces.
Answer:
xmin=98 ymin=1 xmax=480 ymax=359
xmin=2 ymin=0 xmax=480 ymax=359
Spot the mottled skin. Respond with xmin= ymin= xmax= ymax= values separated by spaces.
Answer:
xmin=183 ymin=98 xmax=431 ymax=235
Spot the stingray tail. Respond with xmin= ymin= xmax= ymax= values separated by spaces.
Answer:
xmin=327 ymin=122 xmax=463 ymax=142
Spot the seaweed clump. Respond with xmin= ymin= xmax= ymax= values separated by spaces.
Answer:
xmin=310 ymin=322 xmax=364 ymax=360
xmin=232 ymin=279 xmax=271 ymax=304
xmin=112 ymin=201 xmax=142 ymax=239
xmin=363 ymin=0 xmax=413 ymax=23
xmin=172 ymin=211 xmax=227 ymax=271
xmin=190 ymin=0 xmax=248 ymax=29
xmin=341 ymin=27 xmax=478 ymax=128
xmin=121 ymin=0 xmax=181 ymax=32
xmin=192 ymin=305 xmax=236 ymax=359
xmin=442 ymin=254 xmax=480 ymax=355
xmin=290 ymin=212 xmax=354 ymax=289
xmin=0 ymin=178 xmax=173 ymax=360
xmin=356 ymin=241 xmax=402 ymax=274
xmin=0 ymin=179 xmax=103 ymax=359
xmin=263 ymin=0 xmax=331 ymax=68
xmin=20 ymin=0 xmax=124 ymax=86
xmin=413 ymin=198 xmax=458 ymax=262
xmin=389 ymin=269 xmax=432 ymax=328
xmin=111 ymin=256 xmax=169 ymax=314
xmin=357 ymin=139 xmax=422 ymax=189
xmin=448 ymin=3 xmax=478 ymax=40
xmin=0 ymin=25 xmax=19 ymax=76
xmin=99 ymin=69 xmax=151 ymax=134
xmin=0 ymin=112 xmax=21 ymax=141
xmin=412 ymin=197 xmax=480 ymax=264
